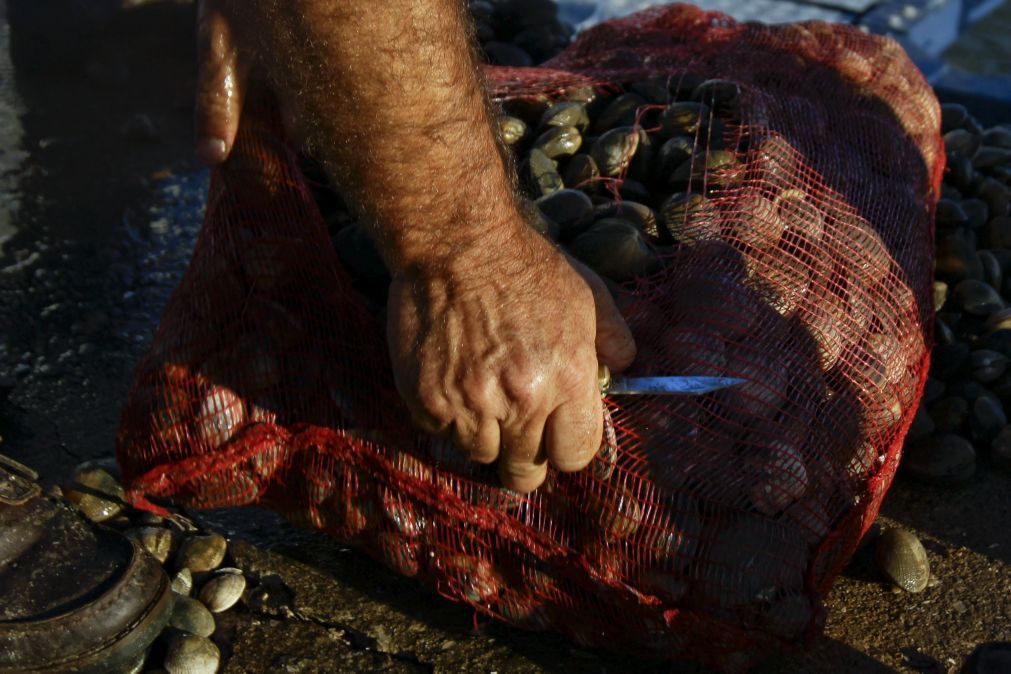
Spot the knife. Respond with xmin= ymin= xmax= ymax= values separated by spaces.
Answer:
xmin=597 ymin=364 xmax=745 ymax=396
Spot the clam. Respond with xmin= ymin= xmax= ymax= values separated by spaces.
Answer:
xmin=63 ymin=466 xmax=125 ymax=523
xmin=566 ymin=218 xmax=658 ymax=282
xmin=595 ymin=484 xmax=643 ymax=540
xmin=669 ymin=150 xmax=741 ymax=188
xmin=592 ymin=93 xmax=647 ymax=133
xmin=539 ymin=101 xmax=590 ymax=132
xmin=728 ymin=194 xmax=782 ymax=250
xmin=378 ymin=484 xmax=425 ymax=538
xmin=442 ymin=554 xmax=502 ymax=604
xmin=746 ymin=439 xmax=809 ymax=516
xmin=164 ymin=633 xmax=220 ymax=674
xmin=176 ymin=533 xmax=227 ymax=573
xmin=944 ymin=128 xmax=981 ymax=159
xmin=497 ymin=115 xmax=527 ymax=145
xmin=197 ymin=568 xmax=246 ymax=613
xmin=172 ymin=568 xmax=194 ymax=596
xmin=969 ymin=349 xmax=1009 ymax=382
xmin=843 ymin=224 xmax=892 ymax=286
xmin=970 ymin=395 xmax=1007 ymax=444
xmin=127 ymin=526 xmax=178 ymax=564
xmin=954 ymin=279 xmax=1004 ymax=315
xmin=590 ymin=126 xmax=640 ymax=177
xmin=990 ymin=425 xmax=1011 ymax=473
xmin=902 ymin=434 xmax=976 ymax=485
xmin=525 ymin=148 xmax=563 ymax=197
xmin=691 ymin=78 xmax=741 ymax=115
xmin=659 ymin=101 xmax=710 ymax=138
xmin=775 ymin=188 xmax=824 ymax=242
xmin=375 ymin=531 xmax=421 ymax=577
xmin=195 ymin=385 xmax=245 ymax=449
xmin=935 ymin=198 xmax=969 ymax=228
xmin=151 ymin=384 xmax=194 ymax=449
xmin=874 ymin=527 xmax=930 ymax=593
xmin=660 ymin=192 xmax=718 ymax=243
xmin=643 ymin=494 xmax=701 ymax=563
xmin=535 ymin=189 xmax=594 ymax=239
xmin=593 ymin=200 xmax=658 ymax=238
xmin=590 ymin=416 xmax=618 ymax=482
xmin=978 ymin=247 xmax=1002 ymax=291
xmin=496 ymin=589 xmax=551 ymax=629
xmin=654 ymin=135 xmax=696 ymax=178
xmin=906 ymin=404 xmax=936 ymax=441
xmin=169 ymin=594 xmax=216 ymax=638
xmin=562 ymin=153 xmax=599 ymax=189
xmin=533 ymin=125 xmax=582 ymax=159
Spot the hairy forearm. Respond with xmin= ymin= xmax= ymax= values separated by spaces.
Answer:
xmin=230 ymin=0 xmax=524 ymax=274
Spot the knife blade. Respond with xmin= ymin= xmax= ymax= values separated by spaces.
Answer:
xmin=597 ymin=364 xmax=744 ymax=396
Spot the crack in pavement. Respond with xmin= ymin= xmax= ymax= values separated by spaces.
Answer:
xmin=248 ymin=607 xmax=436 ymax=673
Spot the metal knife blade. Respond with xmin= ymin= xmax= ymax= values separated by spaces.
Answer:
xmin=597 ymin=363 xmax=744 ymax=396
xmin=604 ymin=375 xmax=745 ymax=396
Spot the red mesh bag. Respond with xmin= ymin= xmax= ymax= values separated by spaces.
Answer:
xmin=117 ymin=5 xmax=942 ymax=671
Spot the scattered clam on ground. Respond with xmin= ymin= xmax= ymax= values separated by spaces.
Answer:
xmin=60 ymin=465 xmax=254 ymax=674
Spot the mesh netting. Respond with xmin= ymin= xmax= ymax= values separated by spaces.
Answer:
xmin=116 ymin=5 xmax=942 ymax=671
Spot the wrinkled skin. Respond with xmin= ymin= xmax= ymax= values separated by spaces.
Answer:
xmin=193 ymin=0 xmax=636 ymax=492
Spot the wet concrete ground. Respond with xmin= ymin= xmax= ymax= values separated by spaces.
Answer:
xmin=0 ymin=3 xmax=1009 ymax=672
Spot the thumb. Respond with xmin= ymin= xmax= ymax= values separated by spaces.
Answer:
xmin=569 ymin=258 xmax=637 ymax=372
xmin=195 ymin=0 xmax=248 ymax=165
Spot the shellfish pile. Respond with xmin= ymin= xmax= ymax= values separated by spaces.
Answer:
xmin=63 ymin=463 xmax=253 ymax=674
xmin=470 ymin=0 xmax=574 ymax=67
xmin=908 ymin=103 xmax=1011 ymax=484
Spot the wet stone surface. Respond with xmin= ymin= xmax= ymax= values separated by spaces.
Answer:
xmin=1 ymin=2 xmax=1011 ymax=674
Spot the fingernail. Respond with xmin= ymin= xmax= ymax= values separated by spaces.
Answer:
xmin=196 ymin=137 xmax=228 ymax=165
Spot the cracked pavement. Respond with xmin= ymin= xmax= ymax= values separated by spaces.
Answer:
xmin=0 ymin=2 xmax=1009 ymax=672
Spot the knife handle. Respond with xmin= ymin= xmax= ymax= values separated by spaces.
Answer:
xmin=597 ymin=363 xmax=612 ymax=395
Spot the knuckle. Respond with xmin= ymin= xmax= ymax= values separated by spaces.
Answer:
xmin=460 ymin=374 xmax=497 ymax=411
xmin=414 ymin=386 xmax=451 ymax=424
xmin=502 ymin=367 xmax=545 ymax=413
xmin=454 ymin=425 xmax=498 ymax=464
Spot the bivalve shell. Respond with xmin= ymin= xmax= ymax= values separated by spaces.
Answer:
xmin=197 ymin=568 xmax=246 ymax=613
xmin=169 ymin=594 xmax=216 ymax=638
xmin=195 ymin=385 xmax=246 ymax=449
xmin=127 ymin=526 xmax=178 ymax=564
xmin=172 ymin=568 xmax=194 ymax=596
xmin=902 ymin=434 xmax=976 ymax=485
xmin=63 ymin=467 xmax=125 ymax=523
xmin=164 ymin=632 xmax=220 ymax=674
xmin=874 ymin=527 xmax=930 ymax=593
xmin=176 ymin=533 xmax=228 ymax=573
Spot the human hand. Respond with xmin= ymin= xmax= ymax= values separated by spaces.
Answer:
xmin=194 ymin=0 xmax=247 ymax=165
xmin=387 ymin=223 xmax=636 ymax=493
